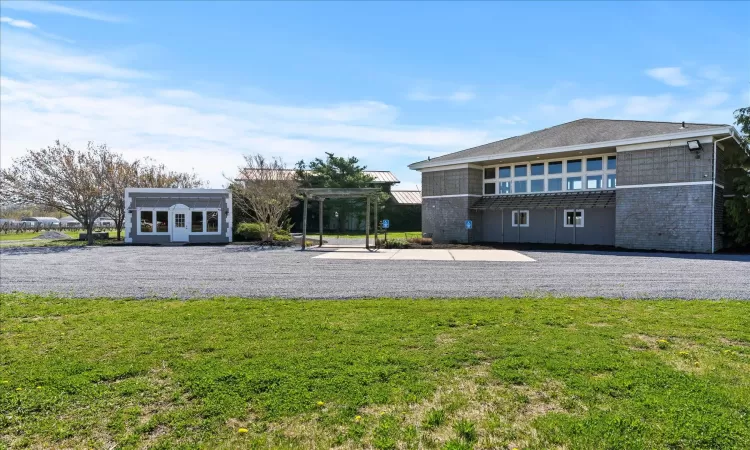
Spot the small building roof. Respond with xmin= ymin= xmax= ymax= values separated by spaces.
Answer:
xmin=239 ymin=169 xmax=400 ymax=184
xmin=390 ymin=190 xmax=422 ymax=205
xmin=471 ymin=190 xmax=616 ymax=210
xmin=20 ymin=216 xmax=60 ymax=222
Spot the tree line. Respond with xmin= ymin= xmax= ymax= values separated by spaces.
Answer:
xmin=1 ymin=141 xmax=203 ymax=244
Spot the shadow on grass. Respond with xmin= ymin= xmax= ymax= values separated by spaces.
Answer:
xmin=0 ymin=245 xmax=96 ymax=256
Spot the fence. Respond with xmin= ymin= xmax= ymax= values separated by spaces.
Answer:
xmin=0 ymin=222 xmax=116 ymax=234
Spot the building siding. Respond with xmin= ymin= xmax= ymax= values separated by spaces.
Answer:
xmin=617 ymin=144 xmax=714 ymax=186
xmin=480 ymin=208 xmax=615 ymax=245
xmin=127 ymin=192 xmax=231 ymax=244
xmin=615 ymin=184 xmax=713 ymax=253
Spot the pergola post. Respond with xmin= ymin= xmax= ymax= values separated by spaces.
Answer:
xmin=365 ymin=196 xmax=370 ymax=250
xmin=373 ymin=195 xmax=378 ymax=248
xmin=318 ymin=199 xmax=324 ymax=247
xmin=302 ymin=195 xmax=308 ymax=250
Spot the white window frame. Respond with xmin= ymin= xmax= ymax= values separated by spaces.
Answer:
xmin=481 ymin=152 xmax=616 ymax=196
xmin=137 ymin=208 xmax=170 ymax=235
xmin=564 ymin=209 xmax=584 ymax=228
xmin=512 ymin=210 xmax=530 ymax=227
xmin=189 ymin=208 xmax=222 ymax=235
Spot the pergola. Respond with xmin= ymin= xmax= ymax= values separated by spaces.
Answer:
xmin=299 ymin=188 xmax=381 ymax=251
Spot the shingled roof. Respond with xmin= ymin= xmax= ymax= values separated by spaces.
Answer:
xmin=471 ymin=190 xmax=616 ymax=210
xmin=412 ymin=118 xmax=730 ymax=167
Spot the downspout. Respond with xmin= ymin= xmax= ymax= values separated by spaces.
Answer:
xmin=712 ymin=134 xmax=733 ymax=253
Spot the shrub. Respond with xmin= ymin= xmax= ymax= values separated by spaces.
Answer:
xmin=407 ymin=237 xmax=432 ymax=245
xmin=382 ymin=239 xmax=409 ymax=249
xmin=273 ymin=232 xmax=292 ymax=242
xmin=235 ymin=222 xmax=265 ymax=241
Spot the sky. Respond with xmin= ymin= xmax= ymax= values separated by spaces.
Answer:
xmin=1 ymin=1 xmax=748 ymax=189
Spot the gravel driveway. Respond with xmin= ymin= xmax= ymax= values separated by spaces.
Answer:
xmin=1 ymin=245 xmax=748 ymax=299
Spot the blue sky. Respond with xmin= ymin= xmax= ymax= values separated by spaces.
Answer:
xmin=1 ymin=1 xmax=748 ymax=188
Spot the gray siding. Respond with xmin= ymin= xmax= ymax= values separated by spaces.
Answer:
xmin=422 ymin=196 xmax=474 ymax=243
xmin=480 ymin=208 xmax=615 ymax=246
xmin=127 ymin=192 xmax=231 ymax=244
xmin=616 ymin=184 xmax=713 ymax=253
xmin=617 ymin=144 xmax=714 ymax=186
xmin=422 ymin=168 xmax=482 ymax=196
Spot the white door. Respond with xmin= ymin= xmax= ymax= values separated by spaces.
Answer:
xmin=171 ymin=208 xmax=189 ymax=242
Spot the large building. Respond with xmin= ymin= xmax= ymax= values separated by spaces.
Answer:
xmin=409 ymin=119 xmax=745 ymax=253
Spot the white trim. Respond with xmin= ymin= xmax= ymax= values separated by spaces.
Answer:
xmin=715 ymin=183 xmax=724 ymax=189
xmin=409 ymin=127 xmax=734 ymax=170
xmin=616 ymin=181 xmax=712 ymax=189
xmin=420 ymin=163 xmax=482 ymax=173
xmin=125 ymin=188 xmax=229 ymax=194
xmin=616 ymin=137 xmax=714 ymax=152
xmin=511 ymin=210 xmax=529 ymax=227
xmin=422 ymin=194 xmax=483 ymax=199
xmin=187 ymin=208 xmax=222 ymax=235
xmin=563 ymin=209 xmax=584 ymax=228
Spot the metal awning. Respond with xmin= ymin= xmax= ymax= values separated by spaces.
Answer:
xmin=471 ymin=190 xmax=616 ymax=210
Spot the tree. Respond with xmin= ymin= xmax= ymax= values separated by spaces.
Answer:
xmin=229 ymin=154 xmax=299 ymax=241
xmin=296 ymin=153 xmax=388 ymax=232
xmin=1 ymin=141 xmax=118 ymax=244
xmin=724 ymin=106 xmax=750 ymax=247
xmin=106 ymin=158 xmax=203 ymax=241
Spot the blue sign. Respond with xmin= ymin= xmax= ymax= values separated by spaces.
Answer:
xmin=382 ymin=219 xmax=390 ymax=229
xmin=465 ymin=220 xmax=473 ymax=230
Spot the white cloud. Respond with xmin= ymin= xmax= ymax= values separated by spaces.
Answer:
xmin=0 ymin=16 xmax=36 ymax=28
xmin=568 ymin=96 xmax=618 ymax=115
xmin=697 ymin=91 xmax=729 ymax=108
xmin=407 ymin=87 xmax=476 ymax=102
xmin=486 ymin=115 xmax=526 ymax=125
xmin=645 ymin=67 xmax=690 ymax=87
xmin=1 ymin=30 xmax=149 ymax=79
xmin=623 ymin=95 xmax=673 ymax=116
xmin=0 ymin=0 xmax=124 ymax=23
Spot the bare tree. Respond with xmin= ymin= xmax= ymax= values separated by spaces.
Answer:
xmin=106 ymin=158 xmax=203 ymax=240
xmin=229 ymin=154 xmax=299 ymax=241
xmin=1 ymin=141 xmax=118 ymax=244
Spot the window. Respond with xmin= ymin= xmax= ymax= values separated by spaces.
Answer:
xmin=191 ymin=211 xmax=203 ymax=232
xmin=530 ymin=163 xmax=545 ymax=176
xmin=484 ymin=182 xmax=496 ymax=195
xmin=567 ymin=159 xmax=582 ymax=173
xmin=530 ymin=179 xmax=545 ymax=192
xmin=514 ymin=165 xmax=527 ymax=177
xmin=607 ymin=174 xmax=617 ymax=189
xmin=607 ymin=155 xmax=617 ymax=170
xmin=484 ymin=168 xmax=495 ymax=179
xmin=499 ymin=181 xmax=511 ymax=194
xmin=587 ymin=175 xmax=602 ymax=189
xmin=512 ymin=210 xmax=529 ymax=227
xmin=567 ymin=176 xmax=582 ymax=190
xmin=548 ymin=178 xmax=563 ymax=191
xmin=548 ymin=161 xmax=563 ymax=174
xmin=138 ymin=209 xmax=169 ymax=234
xmin=157 ymin=211 xmax=170 ymax=232
xmin=586 ymin=157 xmax=602 ymax=171
xmin=564 ymin=210 xmax=584 ymax=227
xmin=206 ymin=211 xmax=219 ymax=232
xmin=514 ymin=180 xmax=527 ymax=193
xmin=498 ymin=166 xmax=511 ymax=178
xmin=140 ymin=211 xmax=153 ymax=233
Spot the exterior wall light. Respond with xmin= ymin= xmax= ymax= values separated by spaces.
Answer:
xmin=687 ymin=140 xmax=702 ymax=151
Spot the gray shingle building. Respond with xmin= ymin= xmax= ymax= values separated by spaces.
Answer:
xmin=409 ymin=119 xmax=745 ymax=253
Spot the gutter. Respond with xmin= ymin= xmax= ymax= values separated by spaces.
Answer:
xmin=712 ymin=133 xmax=734 ymax=253
xmin=409 ymin=126 xmax=737 ymax=171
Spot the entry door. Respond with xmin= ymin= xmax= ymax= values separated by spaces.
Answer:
xmin=171 ymin=210 xmax=189 ymax=242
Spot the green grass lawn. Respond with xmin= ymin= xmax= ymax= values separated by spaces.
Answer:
xmin=2 ymin=296 xmax=749 ymax=449
xmin=321 ymin=231 xmax=422 ymax=240
xmin=0 ymin=230 xmax=120 ymax=241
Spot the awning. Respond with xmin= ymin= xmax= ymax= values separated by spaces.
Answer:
xmin=471 ymin=190 xmax=615 ymax=210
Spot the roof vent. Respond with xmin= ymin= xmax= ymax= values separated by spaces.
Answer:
xmin=680 ymin=121 xmax=686 ymax=129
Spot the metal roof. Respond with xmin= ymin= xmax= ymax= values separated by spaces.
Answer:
xmin=390 ymin=190 xmax=422 ymax=205
xmin=471 ymin=190 xmax=616 ymax=210
xmin=239 ymin=169 xmax=399 ymax=184
xmin=413 ymin=118 xmax=730 ymax=167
